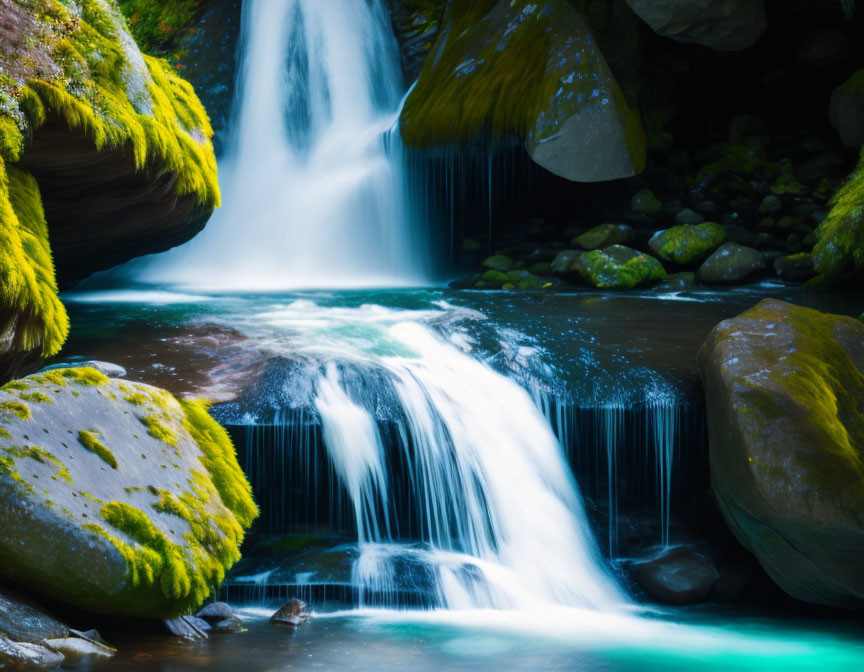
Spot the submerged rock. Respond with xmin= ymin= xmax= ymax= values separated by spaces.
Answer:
xmin=574 ymin=245 xmax=666 ymax=289
xmin=271 ymin=599 xmax=312 ymax=627
xmin=698 ymin=243 xmax=765 ymax=283
xmin=573 ymin=224 xmax=634 ymax=250
xmin=649 ymin=223 xmax=726 ymax=265
xmin=699 ymin=301 xmax=864 ymax=608
xmin=0 ymin=367 xmax=257 ymax=618
xmin=625 ymin=0 xmax=766 ymax=51
xmin=634 ymin=548 xmax=720 ymax=605
xmin=401 ymin=0 xmax=645 ymax=182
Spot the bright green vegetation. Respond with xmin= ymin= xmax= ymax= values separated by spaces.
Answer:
xmin=18 ymin=392 xmax=53 ymax=403
xmin=0 ymin=0 xmax=219 ymax=364
xmin=574 ymin=245 xmax=666 ymax=289
xmin=141 ymin=415 xmax=178 ymax=446
xmin=0 ymin=401 xmax=30 ymax=420
xmin=77 ymin=430 xmax=118 ymax=469
xmin=813 ymin=148 xmax=864 ymax=281
xmin=649 ymin=223 xmax=727 ymax=265
xmin=180 ymin=399 xmax=258 ymax=530
xmin=0 ymin=162 xmax=68 ymax=359
xmin=2 ymin=444 xmax=71 ymax=484
xmin=117 ymin=0 xmax=201 ymax=57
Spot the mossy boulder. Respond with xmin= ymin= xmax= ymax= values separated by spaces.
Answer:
xmin=0 ymin=367 xmax=257 ymax=618
xmin=574 ymin=245 xmax=666 ymax=289
xmin=829 ymin=70 xmax=864 ymax=149
xmin=698 ymin=301 xmax=864 ymax=608
xmin=624 ymin=0 xmax=766 ymax=51
xmin=813 ymin=148 xmax=864 ymax=282
xmin=0 ymin=0 xmax=220 ymax=377
xmin=648 ymin=222 xmax=726 ymax=265
xmin=400 ymin=0 xmax=645 ymax=182
xmin=573 ymin=223 xmax=634 ymax=250
xmin=698 ymin=242 xmax=765 ymax=283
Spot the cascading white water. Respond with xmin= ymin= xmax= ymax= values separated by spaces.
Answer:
xmin=136 ymin=0 xmax=425 ymax=289
xmin=212 ymin=299 xmax=627 ymax=612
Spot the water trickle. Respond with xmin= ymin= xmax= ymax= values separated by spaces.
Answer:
xmin=136 ymin=0 xmax=427 ymax=289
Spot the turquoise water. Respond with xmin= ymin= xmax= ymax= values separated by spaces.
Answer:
xmin=57 ymin=284 xmax=864 ymax=671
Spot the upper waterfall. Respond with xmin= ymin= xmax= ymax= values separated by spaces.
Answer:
xmin=135 ymin=0 xmax=427 ymax=289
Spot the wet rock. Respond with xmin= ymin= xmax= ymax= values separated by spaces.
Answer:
xmin=0 ymin=368 xmax=258 ymax=618
xmin=649 ymin=222 xmax=726 ymax=265
xmin=635 ymin=548 xmax=720 ymax=605
xmin=481 ymin=255 xmax=514 ymax=272
xmin=674 ymin=208 xmax=704 ymax=225
xmin=196 ymin=602 xmax=235 ymax=623
xmin=42 ymin=360 xmax=126 ymax=378
xmin=551 ymin=250 xmax=584 ymax=273
xmin=44 ymin=635 xmax=115 ymax=661
xmin=401 ymin=0 xmax=645 ymax=182
xmin=0 ymin=588 xmax=68 ymax=643
xmin=655 ymin=272 xmax=698 ymax=291
xmin=631 ymin=188 xmax=663 ymax=215
xmin=624 ymin=0 xmax=766 ymax=51
xmin=699 ymin=300 xmax=864 ymax=607
xmin=698 ymin=243 xmax=765 ymax=283
xmin=212 ymin=616 xmax=246 ymax=633
xmin=829 ymin=70 xmax=864 ymax=148
xmin=574 ymin=245 xmax=666 ymax=289
xmin=164 ymin=616 xmax=210 ymax=640
xmin=0 ymin=635 xmax=64 ymax=668
xmin=573 ymin=224 xmax=635 ymax=250
xmin=271 ymin=599 xmax=312 ymax=627
xmin=758 ymin=194 xmax=782 ymax=214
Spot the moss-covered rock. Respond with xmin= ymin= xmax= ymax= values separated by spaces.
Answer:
xmin=698 ymin=300 xmax=864 ymax=607
xmin=574 ymin=245 xmax=666 ymax=289
xmin=625 ymin=0 xmax=766 ymax=51
xmin=829 ymin=70 xmax=864 ymax=149
xmin=400 ymin=0 xmax=645 ymax=182
xmin=649 ymin=222 xmax=726 ymax=265
xmin=0 ymin=367 xmax=257 ymax=618
xmin=698 ymin=243 xmax=765 ymax=283
xmin=573 ymin=223 xmax=634 ymax=250
xmin=813 ymin=148 xmax=864 ymax=282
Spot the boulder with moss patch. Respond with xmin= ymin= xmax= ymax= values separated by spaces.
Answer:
xmin=573 ymin=223 xmax=634 ymax=250
xmin=699 ymin=301 xmax=864 ymax=608
xmin=829 ymin=70 xmax=864 ymax=149
xmin=400 ymin=0 xmax=645 ymax=182
xmin=574 ymin=245 xmax=666 ymax=289
xmin=0 ymin=0 xmax=220 ymax=378
xmin=698 ymin=243 xmax=765 ymax=283
xmin=648 ymin=222 xmax=726 ymax=265
xmin=0 ymin=367 xmax=257 ymax=618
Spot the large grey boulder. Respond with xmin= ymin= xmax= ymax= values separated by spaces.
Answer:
xmin=699 ymin=300 xmax=864 ymax=608
xmin=0 ymin=368 xmax=257 ymax=618
xmin=625 ymin=0 xmax=766 ymax=51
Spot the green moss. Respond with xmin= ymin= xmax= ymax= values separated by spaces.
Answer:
xmin=180 ymin=400 xmax=258 ymax=529
xmin=4 ymin=444 xmax=71 ymax=483
xmin=2 ymin=381 xmax=28 ymax=391
xmin=77 ymin=430 xmax=118 ymax=469
xmin=813 ymin=148 xmax=864 ymax=281
xmin=18 ymin=392 xmax=52 ymax=403
xmin=124 ymin=392 xmax=149 ymax=406
xmin=51 ymin=367 xmax=109 ymax=387
xmin=0 ymin=401 xmax=30 ymax=420
xmin=575 ymin=245 xmax=666 ymax=289
xmin=117 ymin=0 xmax=201 ymax=57
xmin=140 ymin=415 xmax=177 ymax=446
xmin=649 ymin=222 xmax=727 ymax=265
xmin=0 ymin=161 xmax=68 ymax=358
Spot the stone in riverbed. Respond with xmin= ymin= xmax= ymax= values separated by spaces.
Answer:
xmin=698 ymin=243 xmax=765 ymax=283
xmin=0 ymin=367 xmax=258 ymax=619
xmin=649 ymin=222 xmax=726 ymax=265
xmin=699 ymin=300 xmax=864 ymax=608
xmin=0 ymin=635 xmax=63 ymax=668
xmin=634 ymin=548 xmax=719 ymax=605
xmin=271 ymin=599 xmax=312 ymax=627
xmin=574 ymin=245 xmax=666 ymax=289
xmin=0 ymin=588 xmax=68 ymax=643
xmin=631 ymin=188 xmax=663 ymax=215
xmin=481 ymin=255 xmax=514 ymax=272
xmin=573 ymin=224 xmax=634 ymax=250
xmin=196 ymin=602 xmax=235 ymax=623
xmin=773 ymin=253 xmax=815 ymax=282
xmin=551 ymin=250 xmax=583 ymax=274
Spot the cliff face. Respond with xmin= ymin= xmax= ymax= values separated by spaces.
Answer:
xmin=0 ymin=0 xmax=220 ymax=378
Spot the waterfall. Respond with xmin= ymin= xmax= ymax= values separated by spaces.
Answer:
xmin=135 ymin=0 xmax=426 ymax=289
xmin=213 ymin=299 xmax=626 ymax=611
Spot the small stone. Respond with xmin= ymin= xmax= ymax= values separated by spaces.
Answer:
xmin=212 ymin=616 xmax=246 ymax=633
xmin=573 ymin=223 xmax=634 ymax=250
xmin=0 ymin=635 xmax=64 ymax=668
xmin=271 ymin=599 xmax=311 ymax=627
xmin=698 ymin=243 xmax=766 ymax=283
xmin=631 ymin=188 xmax=662 ymax=215
xmin=774 ymin=253 xmax=815 ymax=282
xmin=196 ymin=602 xmax=235 ymax=622
xmin=635 ymin=548 xmax=719 ymax=606
xmin=481 ymin=255 xmax=513 ymax=272
xmin=550 ymin=250 xmax=583 ymax=274
xmin=674 ymin=208 xmax=703 ymax=225
xmin=758 ymin=194 xmax=782 ymax=214
xmin=164 ymin=616 xmax=210 ymax=640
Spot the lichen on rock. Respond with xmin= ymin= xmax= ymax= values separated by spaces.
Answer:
xmin=0 ymin=367 xmax=257 ymax=618
xmin=648 ymin=222 xmax=726 ymax=265
xmin=574 ymin=245 xmax=666 ymax=289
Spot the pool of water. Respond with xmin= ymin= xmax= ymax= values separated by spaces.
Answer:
xmin=63 ymin=605 xmax=864 ymax=671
